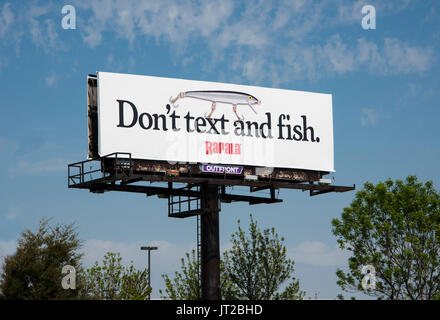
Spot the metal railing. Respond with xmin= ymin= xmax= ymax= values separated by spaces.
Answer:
xmin=68 ymin=152 xmax=132 ymax=187
xmin=168 ymin=184 xmax=201 ymax=217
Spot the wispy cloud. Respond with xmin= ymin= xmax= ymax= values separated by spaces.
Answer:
xmin=1 ymin=1 xmax=435 ymax=83
xmin=0 ymin=2 xmax=64 ymax=54
xmin=45 ymin=74 xmax=56 ymax=87
xmin=26 ymin=3 xmax=63 ymax=52
xmin=4 ymin=205 xmax=21 ymax=221
xmin=382 ymin=38 xmax=434 ymax=74
xmin=396 ymin=82 xmax=436 ymax=109
xmin=4 ymin=140 xmax=72 ymax=176
xmin=360 ymin=108 xmax=379 ymax=127
xmin=16 ymin=157 xmax=68 ymax=174
xmin=229 ymin=36 xmax=434 ymax=85
xmin=71 ymin=0 xmax=435 ymax=82
xmin=323 ymin=34 xmax=357 ymax=74
xmin=0 ymin=3 xmax=14 ymax=38
xmin=74 ymin=0 xmax=235 ymax=49
xmin=289 ymin=241 xmax=350 ymax=267
xmin=82 ymin=239 xmax=196 ymax=281
xmin=0 ymin=239 xmax=17 ymax=268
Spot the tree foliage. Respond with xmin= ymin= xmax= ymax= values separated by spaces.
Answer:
xmin=160 ymin=250 xmax=200 ymax=300
xmin=223 ymin=214 xmax=303 ymax=300
xmin=161 ymin=214 xmax=304 ymax=300
xmin=81 ymin=252 xmax=151 ymax=300
xmin=332 ymin=175 xmax=440 ymax=300
xmin=159 ymin=250 xmax=239 ymax=300
xmin=0 ymin=218 xmax=83 ymax=300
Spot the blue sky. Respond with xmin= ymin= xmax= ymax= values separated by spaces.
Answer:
xmin=0 ymin=0 xmax=439 ymax=299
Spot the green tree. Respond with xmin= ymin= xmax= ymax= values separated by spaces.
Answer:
xmin=160 ymin=214 xmax=304 ymax=300
xmin=159 ymin=250 xmax=239 ymax=300
xmin=0 ymin=218 xmax=83 ymax=300
xmin=82 ymin=252 xmax=151 ymax=300
xmin=223 ymin=214 xmax=303 ymax=300
xmin=160 ymin=250 xmax=200 ymax=300
xmin=332 ymin=175 xmax=440 ymax=300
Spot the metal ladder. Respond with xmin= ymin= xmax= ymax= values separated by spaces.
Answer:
xmin=196 ymin=214 xmax=201 ymax=299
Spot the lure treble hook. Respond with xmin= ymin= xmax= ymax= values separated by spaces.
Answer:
xmin=233 ymin=105 xmax=244 ymax=121
xmin=248 ymin=103 xmax=258 ymax=115
xmin=205 ymin=102 xmax=216 ymax=118
xmin=169 ymin=92 xmax=185 ymax=108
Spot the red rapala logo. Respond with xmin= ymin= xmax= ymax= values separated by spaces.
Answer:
xmin=206 ymin=141 xmax=241 ymax=155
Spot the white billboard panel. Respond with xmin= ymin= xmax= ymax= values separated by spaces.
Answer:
xmin=97 ymin=72 xmax=334 ymax=172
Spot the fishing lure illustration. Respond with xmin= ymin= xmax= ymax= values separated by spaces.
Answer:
xmin=169 ymin=90 xmax=261 ymax=120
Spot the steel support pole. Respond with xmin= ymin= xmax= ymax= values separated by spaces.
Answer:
xmin=200 ymin=184 xmax=220 ymax=300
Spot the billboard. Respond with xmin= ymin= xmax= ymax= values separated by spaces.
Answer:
xmin=97 ymin=72 xmax=334 ymax=172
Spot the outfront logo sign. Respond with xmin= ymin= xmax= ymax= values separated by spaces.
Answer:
xmin=200 ymin=164 xmax=243 ymax=175
xmin=97 ymin=72 xmax=334 ymax=172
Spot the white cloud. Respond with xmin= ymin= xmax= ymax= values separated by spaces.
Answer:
xmin=29 ymin=17 xmax=61 ymax=52
xmin=357 ymin=37 xmax=382 ymax=67
xmin=0 ymin=240 xmax=16 ymax=256
xmin=382 ymin=38 xmax=434 ymax=74
xmin=334 ymin=0 xmax=365 ymax=25
xmin=4 ymin=205 xmax=21 ymax=221
xmin=271 ymin=0 xmax=306 ymax=30
xmin=7 ymin=141 xmax=71 ymax=175
xmin=82 ymin=239 xmax=144 ymax=267
xmin=360 ymin=108 xmax=379 ymax=127
xmin=289 ymin=241 xmax=350 ymax=267
xmin=26 ymin=4 xmax=55 ymax=51
xmin=323 ymin=34 xmax=357 ymax=74
xmin=82 ymin=239 xmax=196 ymax=277
xmin=332 ymin=0 xmax=414 ymax=26
xmin=0 ymin=2 xmax=14 ymax=38
xmin=0 ymin=239 xmax=17 ymax=268
xmin=1 ymin=1 xmax=434 ymax=83
xmin=45 ymin=74 xmax=56 ymax=87
xmin=0 ymin=2 xmax=64 ymax=53
xmin=232 ymin=33 xmax=434 ymax=85
xmin=16 ymin=157 xmax=68 ymax=174
xmin=75 ymin=0 xmax=235 ymax=49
